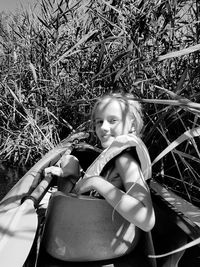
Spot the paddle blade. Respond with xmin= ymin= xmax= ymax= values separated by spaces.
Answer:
xmin=0 ymin=200 xmax=38 ymax=267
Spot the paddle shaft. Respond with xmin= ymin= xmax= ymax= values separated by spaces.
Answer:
xmin=24 ymin=174 xmax=53 ymax=206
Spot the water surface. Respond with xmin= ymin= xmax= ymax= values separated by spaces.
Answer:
xmin=0 ymin=165 xmax=27 ymax=200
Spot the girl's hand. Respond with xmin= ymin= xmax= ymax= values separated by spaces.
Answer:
xmin=74 ymin=176 xmax=101 ymax=195
xmin=44 ymin=166 xmax=63 ymax=178
xmin=60 ymin=155 xmax=80 ymax=177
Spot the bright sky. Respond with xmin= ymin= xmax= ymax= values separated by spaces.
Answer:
xmin=0 ymin=0 xmax=37 ymax=13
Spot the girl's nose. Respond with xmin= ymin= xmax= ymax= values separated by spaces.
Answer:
xmin=101 ymin=120 xmax=110 ymax=131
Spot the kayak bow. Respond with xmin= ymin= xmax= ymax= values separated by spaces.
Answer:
xmin=0 ymin=174 xmax=53 ymax=267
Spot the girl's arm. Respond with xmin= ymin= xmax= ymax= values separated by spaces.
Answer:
xmin=44 ymin=155 xmax=80 ymax=178
xmin=74 ymin=152 xmax=155 ymax=232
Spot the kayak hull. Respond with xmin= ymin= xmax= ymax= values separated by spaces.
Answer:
xmin=1 ymin=132 xmax=199 ymax=266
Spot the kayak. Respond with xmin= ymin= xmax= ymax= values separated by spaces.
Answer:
xmin=0 ymin=131 xmax=199 ymax=267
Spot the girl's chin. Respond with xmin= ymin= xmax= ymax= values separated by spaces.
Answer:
xmin=101 ymin=138 xmax=115 ymax=148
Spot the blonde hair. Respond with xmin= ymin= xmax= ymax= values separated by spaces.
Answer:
xmin=91 ymin=93 xmax=144 ymax=136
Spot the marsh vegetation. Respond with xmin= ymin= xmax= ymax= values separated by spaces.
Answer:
xmin=0 ymin=0 xmax=200 ymax=206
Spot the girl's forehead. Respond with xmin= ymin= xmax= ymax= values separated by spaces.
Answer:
xmin=95 ymin=98 xmax=127 ymax=116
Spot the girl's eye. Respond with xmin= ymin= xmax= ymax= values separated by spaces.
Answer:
xmin=95 ymin=120 xmax=103 ymax=126
xmin=110 ymin=118 xmax=118 ymax=124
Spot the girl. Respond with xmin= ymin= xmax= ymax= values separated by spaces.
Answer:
xmin=45 ymin=93 xmax=155 ymax=231
xmin=44 ymin=93 xmax=156 ymax=266
xmin=74 ymin=93 xmax=155 ymax=232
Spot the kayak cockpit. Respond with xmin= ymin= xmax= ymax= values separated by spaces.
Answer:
xmin=35 ymin=142 xmax=156 ymax=266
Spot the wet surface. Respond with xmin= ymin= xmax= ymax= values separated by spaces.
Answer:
xmin=0 ymin=165 xmax=27 ymax=200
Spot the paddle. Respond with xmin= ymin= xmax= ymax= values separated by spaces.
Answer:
xmin=0 ymin=174 xmax=53 ymax=267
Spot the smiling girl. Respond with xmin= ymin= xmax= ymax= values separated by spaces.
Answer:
xmin=44 ymin=93 xmax=156 ymax=266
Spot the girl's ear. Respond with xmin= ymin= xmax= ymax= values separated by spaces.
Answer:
xmin=129 ymin=121 xmax=136 ymax=134
xmin=130 ymin=127 xmax=136 ymax=134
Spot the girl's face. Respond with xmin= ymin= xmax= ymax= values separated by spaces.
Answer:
xmin=94 ymin=98 xmax=134 ymax=148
